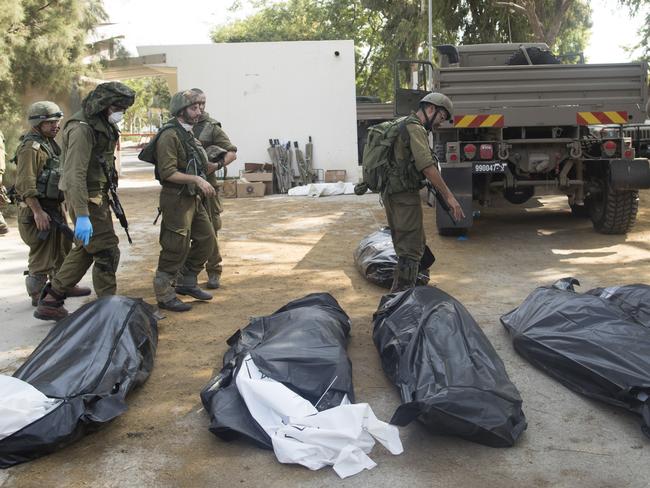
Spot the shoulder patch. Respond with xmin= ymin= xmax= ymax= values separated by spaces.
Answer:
xmin=31 ymin=141 xmax=41 ymax=151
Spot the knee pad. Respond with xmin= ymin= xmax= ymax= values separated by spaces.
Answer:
xmin=93 ymin=247 xmax=120 ymax=273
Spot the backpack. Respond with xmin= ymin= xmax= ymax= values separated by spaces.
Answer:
xmin=360 ymin=116 xmax=410 ymax=193
xmin=138 ymin=123 xmax=175 ymax=180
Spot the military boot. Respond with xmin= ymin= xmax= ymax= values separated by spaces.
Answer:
xmin=158 ymin=297 xmax=192 ymax=312
xmin=154 ymin=270 xmax=192 ymax=312
xmin=66 ymin=285 xmax=92 ymax=298
xmin=25 ymin=273 xmax=47 ymax=307
xmin=175 ymin=272 xmax=212 ymax=301
xmin=34 ymin=284 xmax=68 ymax=321
xmin=390 ymin=257 xmax=420 ymax=293
xmin=206 ymin=271 xmax=221 ymax=290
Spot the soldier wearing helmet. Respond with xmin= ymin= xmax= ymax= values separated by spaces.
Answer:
xmin=14 ymin=101 xmax=91 ymax=310
xmin=151 ymin=89 xmax=218 ymax=312
xmin=189 ymin=88 xmax=238 ymax=290
xmin=35 ymin=82 xmax=135 ymax=321
xmin=384 ymin=91 xmax=464 ymax=292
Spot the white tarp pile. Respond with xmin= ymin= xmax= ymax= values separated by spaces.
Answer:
xmin=235 ymin=354 xmax=403 ymax=478
xmin=288 ymin=182 xmax=357 ymax=197
xmin=0 ymin=375 xmax=60 ymax=441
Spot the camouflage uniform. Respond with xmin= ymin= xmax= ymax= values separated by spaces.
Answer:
xmin=382 ymin=113 xmax=436 ymax=289
xmin=0 ymin=131 xmax=8 ymax=234
xmin=36 ymin=82 xmax=135 ymax=320
xmin=192 ymin=112 xmax=237 ymax=286
xmin=153 ymin=117 xmax=215 ymax=306
xmin=15 ymin=129 xmax=71 ymax=303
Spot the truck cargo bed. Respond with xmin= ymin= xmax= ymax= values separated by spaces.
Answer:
xmin=437 ymin=63 xmax=648 ymax=127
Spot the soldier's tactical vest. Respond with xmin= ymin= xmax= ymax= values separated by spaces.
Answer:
xmin=13 ymin=133 xmax=63 ymax=201
xmin=62 ymin=110 xmax=118 ymax=193
xmin=138 ymin=119 xmax=209 ymax=195
xmin=386 ymin=114 xmax=430 ymax=195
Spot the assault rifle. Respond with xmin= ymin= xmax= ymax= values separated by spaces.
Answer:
xmin=98 ymin=156 xmax=133 ymax=244
xmin=426 ymin=181 xmax=457 ymax=225
xmin=37 ymin=207 xmax=75 ymax=242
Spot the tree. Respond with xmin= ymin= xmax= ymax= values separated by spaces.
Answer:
xmin=122 ymin=77 xmax=171 ymax=133
xmin=211 ymin=0 xmax=461 ymax=100
xmin=0 ymin=0 xmax=105 ymax=144
xmin=464 ymin=0 xmax=590 ymax=55
xmin=211 ymin=0 xmax=591 ymax=100
xmin=619 ymin=0 xmax=650 ymax=61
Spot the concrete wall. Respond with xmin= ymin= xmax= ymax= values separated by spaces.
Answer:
xmin=138 ymin=40 xmax=359 ymax=182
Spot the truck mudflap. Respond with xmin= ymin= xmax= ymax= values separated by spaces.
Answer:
xmin=436 ymin=162 xmax=473 ymax=231
xmin=609 ymin=158 xmax=650 ymax=190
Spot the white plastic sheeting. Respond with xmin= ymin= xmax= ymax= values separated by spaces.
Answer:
xmin=0 ymin=375 xmax=60 ymax=441
xmin=235 ymin=355 xmax=403 ymax=478
xmin=287 ymin=182 xmax=358 ymax=197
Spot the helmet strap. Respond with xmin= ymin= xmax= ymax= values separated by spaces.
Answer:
xmin=420 ymin=103 xmax=434 ymax=131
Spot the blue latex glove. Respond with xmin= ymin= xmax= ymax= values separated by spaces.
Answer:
xmin=74 ymin=215 xmax=93 ymax=246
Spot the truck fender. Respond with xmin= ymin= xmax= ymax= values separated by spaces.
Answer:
xmin=436 ymin=162 xmax=473 ymax=230
xmin=608 ymin=158 xmax=650 ymax=190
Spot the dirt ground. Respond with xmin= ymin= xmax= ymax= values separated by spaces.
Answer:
xmin=2 ymin=152 xmax=650 ymax=487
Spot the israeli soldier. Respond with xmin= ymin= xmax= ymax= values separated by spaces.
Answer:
xmin=152 ymin=90 xmax=218 ymax=312
xmin=384 ymin=92 xmax=464 ymax=292
xmin=0 ymin=130 xmax=8 ymax=235
xmin=35 ymin=82 xmax=135 ymax=321
xmin=15 ymin=102 xmax=91 ymax=307
xmin=191 ymin=88 xmax=237 ymax=289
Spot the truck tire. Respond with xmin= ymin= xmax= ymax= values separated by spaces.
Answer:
xmin=506 ymin=47 xmax=561 ymax=65
xmin=588 ymin=181 xmax=639 ymax=234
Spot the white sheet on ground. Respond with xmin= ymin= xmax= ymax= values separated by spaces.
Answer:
xmin=235 ymin=355 xmax=403 ymax=478
xmin=0 ymin=375 xmax=61 ymax=440
xmin=287 ymin=182 xmax=357 ymax=197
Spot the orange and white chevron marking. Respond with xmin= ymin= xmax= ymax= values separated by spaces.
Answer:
xmin=576 ymin=111 xmax=628 ymax=125
xmin=453 ymin=114 xmax=505 ymax=128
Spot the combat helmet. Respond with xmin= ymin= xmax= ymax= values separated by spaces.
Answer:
xmin=83 ymin=82 xmax=136 ymax=117
xmin=169 ymin=90 xmax=202 ymax=116
xmin=419 ymin=92 xmax=453 ymax=119
xmin=27 ymin=101 xmax=63 ymax=127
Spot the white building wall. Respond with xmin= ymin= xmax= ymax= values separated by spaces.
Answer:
xmin=137 ymin=41 xmax=359 ymax=182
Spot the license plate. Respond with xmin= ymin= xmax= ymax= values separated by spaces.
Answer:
xmin=473 ymin=162 xmax=507 ymax=173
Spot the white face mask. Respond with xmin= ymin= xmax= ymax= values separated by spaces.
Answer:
xmin=180 ymin=122 xmax=193 ymax=131
xmin=108 ymin=111 xmax=124 ymax=124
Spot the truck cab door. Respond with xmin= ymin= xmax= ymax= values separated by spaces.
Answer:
xmin=394 ymin=60 xmax=435 ymax=116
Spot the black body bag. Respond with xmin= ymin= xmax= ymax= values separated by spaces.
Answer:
xmin=501 ymin=278 xmax=650 ymax=437
xmin=200 ymin=293 xmax=353 ymax=449
xmin=353 ymin=227 xmax=433 ymax=288
xmin=373 ymin=286 xmax=527 ymax=447
xmin=0 ymin=296 xmax=158 ymax=468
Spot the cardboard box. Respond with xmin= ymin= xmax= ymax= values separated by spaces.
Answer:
xmin=222 ymin=180 xmax=238 ymax=198
xmin=245 ymin=163 xmax=273 ymax=172
xmin=243 ymin=164 xmax=274 ymax=195
xmin=242 ymin=172 xmax=273 ymax=182
xmin=242 ymin=172 xmax=273 ymax=195
xmin=237 ymin=181 xmax=265 ymax=198
xmin=325 ymin=170 xmax=346 ymax=183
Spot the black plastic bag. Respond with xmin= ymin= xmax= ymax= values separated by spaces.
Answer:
xmin=0 ymin=296 xmax=158 ymax=468
xmin=501 ymin=278 xmax=650 ymax=437
xmin=201 ymin=293 xmax=353 ymax=449
xmin=353 ymin=227 xmax=433 ymax=288
xmin=373 ymin=286 xmax=527 ymax=447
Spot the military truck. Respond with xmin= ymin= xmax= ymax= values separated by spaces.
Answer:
xmin=394 ymin=43 xmax=650 ymax=235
